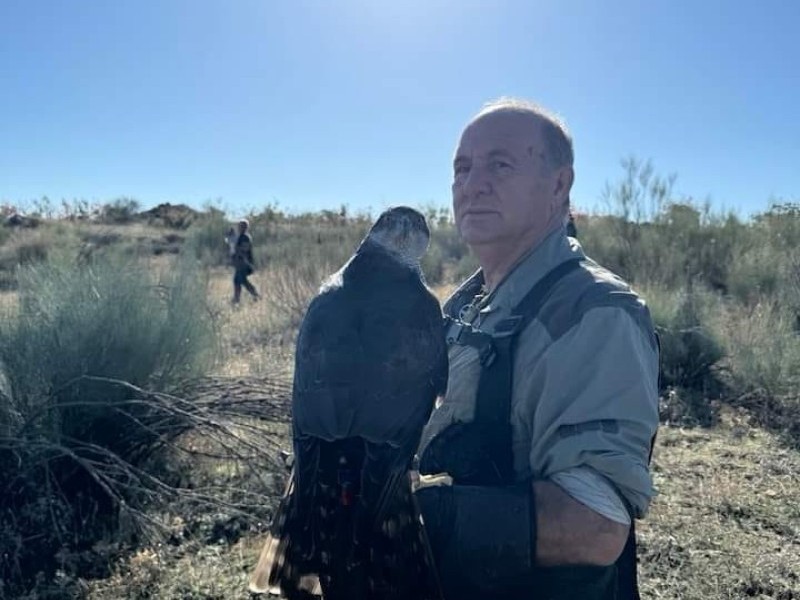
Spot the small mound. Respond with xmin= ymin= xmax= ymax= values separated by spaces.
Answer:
xmin=141 ymin=203 xmax=199 ymax=229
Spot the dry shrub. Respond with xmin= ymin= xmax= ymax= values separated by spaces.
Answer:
xmin=639 ymin=285 xmax=721 ymax=375
xmin=0 ymin=253 xmax=281 ymax=595
xmin=709 ymin=300 xmax=800 ymax=446
xmin=265 ymin=261 xmax=333 ymax=330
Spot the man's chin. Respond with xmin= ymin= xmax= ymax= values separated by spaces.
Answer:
xmin=457 ymin=227 xmax=504 ymax=247
xmin=457 ymin=212 xmax=504 ymax=238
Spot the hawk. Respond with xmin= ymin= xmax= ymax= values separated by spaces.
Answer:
xmin=250 ymin=206 xmax=447 ymax=600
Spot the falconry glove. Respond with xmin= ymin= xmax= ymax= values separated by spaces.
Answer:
xmin=416 ymin=482 xmax=537 ymax=599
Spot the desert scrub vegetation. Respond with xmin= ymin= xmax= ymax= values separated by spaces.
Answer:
xmin=97 ymin=197 xmax=141 ymax=224
xmin=184 ymin=206 xmax=236 ymax=267
xmin=184 ymin=202 xmax=474 ymax=286
xmin=6 ymin=175 xmax=799 ymax=436
xmin=0 ymin=160 xmax=799 ymax=597
xmin=192 ymin=204 xmax=454 ymax=346
xmin=576 ymin=159 xmax=800 ymax=440
xmin=0 ymin=252 xmax=239 ymax=597
xmin=0 ymin=222 xmax=82 ymax=290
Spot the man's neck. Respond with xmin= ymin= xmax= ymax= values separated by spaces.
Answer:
xmin=474 ymin=221 xmax=563 ymax=292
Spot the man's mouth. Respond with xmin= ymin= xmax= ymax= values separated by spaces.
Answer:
xmin=463 ymin=209 xmax=499 ymax=216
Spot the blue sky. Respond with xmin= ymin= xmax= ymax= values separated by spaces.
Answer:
xmin=1 ymin=0 xmax=798 ymax=217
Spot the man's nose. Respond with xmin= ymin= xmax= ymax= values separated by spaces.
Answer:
xmin=462 ymin=165 xmax=492 ymax=197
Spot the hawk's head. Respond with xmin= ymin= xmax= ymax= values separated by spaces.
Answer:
xmin=366 ymin=206 xmax=431 ymax=264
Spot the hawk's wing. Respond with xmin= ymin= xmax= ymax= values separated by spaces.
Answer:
xmin=251 ymin=259 xmax=447 ymax=598
xmin=292 ymin=278 xmax=444 ymax=446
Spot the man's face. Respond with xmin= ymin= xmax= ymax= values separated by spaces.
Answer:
xmin=452 ymin=111 xmax=568 ymax=250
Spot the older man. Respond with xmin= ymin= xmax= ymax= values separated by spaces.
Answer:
xmin=415 ymin=98 xmax=659 ymax=599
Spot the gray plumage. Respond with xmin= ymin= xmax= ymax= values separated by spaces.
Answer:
xmin=250 ymin=207 xmax=447 ymax=599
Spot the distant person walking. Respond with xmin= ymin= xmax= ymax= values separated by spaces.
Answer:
xmin=229 ymin=219 xmax=260 ymax=304
xmin=566 ymin=207 xmax=579 ymax=238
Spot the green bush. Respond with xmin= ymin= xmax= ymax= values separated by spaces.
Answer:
xmin=184 ymin=208 xmax=232 ymax=267
xmin=424 ymin=221 xmax=474 ymax=285
xmin=713 ymin=300 xmax=800 ymax=400
xmin=183 ymin=206 xmax=368 ymax=272
xmin=0 ymin=225 xmax=82 ymax=291
xmin=185 ymin=204 xmax=470 ymax=287
xmin=640 ymin=283 xmax=725 ymax=393
xmin=99 ymin=197 xmax=141 ymax=224
xmin=707 ymin=298 xmax=800 ymax=446
xmin=263 ymin=220 xmax=369 ymax=271
xmin=582 ymin=159 xmax=748 ymax=292
xmin=0 ymin=252 xmax=219 ymax=593
xmin=582 ymin=161 xmax=799 ymax=434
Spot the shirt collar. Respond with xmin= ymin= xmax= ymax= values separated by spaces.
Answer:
xmin=477 ymin=226 xmax=586 ymax=313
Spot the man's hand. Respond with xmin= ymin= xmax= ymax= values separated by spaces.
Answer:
xmin=534 ymin=480 xmax=629 ymax=566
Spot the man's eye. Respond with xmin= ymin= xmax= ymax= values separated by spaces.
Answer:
xmin=454 ymin=165 xmax=470 ymax=176
xmin=491 ymin=160 xmax=512 ymax=171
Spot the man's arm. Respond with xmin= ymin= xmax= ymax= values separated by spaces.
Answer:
xmin=534 ymin=480 xmax=629 ymax=566
xmin=525 ymin=303 xmax=659 ymax=514
xmin=524 ymin=303 xmax=659 ymax=564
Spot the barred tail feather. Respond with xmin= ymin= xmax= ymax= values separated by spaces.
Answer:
xmin=249 ymin=473 xmax=294 ymax=594
xmin=248 ymin=531 xmax=283 ymax=594
xmin=249 ymin=472 xmax=323 ymax=597
xmin=249 ymin=441 xmax=442 ymax=599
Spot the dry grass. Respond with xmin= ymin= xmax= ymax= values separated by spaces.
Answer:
xmin=639 ymin=409 xmax=799 ymax=599
xmin=79 ymin=414 xmax=799 ymax=600
xmin=0 ymin=290 xmax=17 ymax=313
xmin=206 ymin=266 xmax=298 ymax=378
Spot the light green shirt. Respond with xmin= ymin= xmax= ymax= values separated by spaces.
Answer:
xmin=419 ymin=228 xmax=660 ymax=518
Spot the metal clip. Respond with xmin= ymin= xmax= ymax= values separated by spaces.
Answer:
xmin=445 ymin=317 xmax=464 ymax=345
xmin=445 ymin=314 xmax=498 ymax=366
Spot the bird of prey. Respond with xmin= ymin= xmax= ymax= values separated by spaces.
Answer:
xmin=249 ymin=206 xmax=448 ymax=600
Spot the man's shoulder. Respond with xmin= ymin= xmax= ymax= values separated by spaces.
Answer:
xmin=441 ymin=256 xmax=655 ymax=343
xmin=536 ymin=258 xmax=654 ymax=343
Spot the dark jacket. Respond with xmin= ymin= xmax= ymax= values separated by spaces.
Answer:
xmin=233 ymin=232 xmax=255 ymax=272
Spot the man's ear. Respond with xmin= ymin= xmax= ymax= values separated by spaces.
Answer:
xmin=553 ymin=165 xmax=575 ymax=202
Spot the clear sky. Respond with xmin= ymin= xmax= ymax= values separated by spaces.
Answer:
xmin=1 ymin=0 xmax=798 ymax=217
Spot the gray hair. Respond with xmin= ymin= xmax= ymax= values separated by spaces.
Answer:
xmin=473 ymin=97 xmax=574 ymax=170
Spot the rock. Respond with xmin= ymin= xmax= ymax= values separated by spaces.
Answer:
xmin=4 ymin=213 xmax=40 ymax=228
xmin=5 ymin=213 xmax=24 ymax=226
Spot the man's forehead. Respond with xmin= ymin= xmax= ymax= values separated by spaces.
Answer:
xmin=455 ymin=111 xmax=543 ymax=157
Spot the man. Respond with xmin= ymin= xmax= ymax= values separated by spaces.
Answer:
xmin=566 ymin=206 xmax=579 ymax=238
xmin=415 ymin=98 xmax=659 ymax=599
xmin=231 ymin=219 xmax=260 ymax=304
